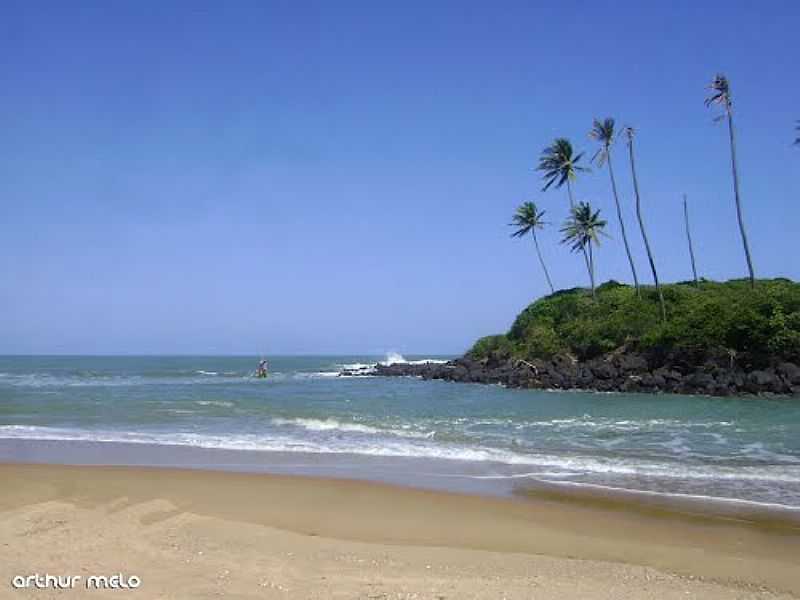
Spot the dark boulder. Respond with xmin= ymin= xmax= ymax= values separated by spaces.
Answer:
xmin=616 ymin=353 xmax=648 ymax=373
xmin=590 ymin=361 xmax=617 ymax=380
xmin=777 ymin=362 xmax=800 ymax=386
xmin=746 ymin=370 xmax=782 ymax=394
xmin=687 ymin=371 xmax=715 ymax=391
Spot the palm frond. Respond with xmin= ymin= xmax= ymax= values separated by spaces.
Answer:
xmin=622 ymin=126 xmax=636 ymax=146
xmin=536 ymin=138 xmax=589 ymax=191
xmin=589 ymin=118 xmax=616 ymax=167
xmin=560 ymin=201 xmax=608 ymax=252
xmin=509 ymin=202 xmax=547 ymax=238
xmin=705 ymin=73 xmax=731 ymax=111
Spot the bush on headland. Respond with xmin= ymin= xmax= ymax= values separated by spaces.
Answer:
xmin=363 ymin=279 xmax=800 ymax=395
xmin=469 ymin=279 xmax=800 ymax=370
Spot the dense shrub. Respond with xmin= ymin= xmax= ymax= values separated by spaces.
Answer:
xmin=468 ymin=335 xmax=515 ymax=359
xmin=479 ymin=279 xmax=800 ymax=365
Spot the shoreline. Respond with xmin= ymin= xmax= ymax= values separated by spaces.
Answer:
xmin=3 ymin=436 xmax=800 ymax=518
xmin=1 ymin=462 xmax=799 ymax=597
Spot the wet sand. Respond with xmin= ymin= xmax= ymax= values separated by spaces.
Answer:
xmin=1 ymin=463 xmax=799 ymax=598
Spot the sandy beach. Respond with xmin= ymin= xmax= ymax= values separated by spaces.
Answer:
xmin=1 ymin=464 xmax=799 ymax=599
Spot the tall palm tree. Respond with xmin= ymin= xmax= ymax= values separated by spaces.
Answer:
xmin=705 ymin=73 xmax=755 ymax=288
xmin=560 ymin=202 xmax=607 ymax=299
xmin=537 ymin=138 xmax=591 ymax=275
xmin=624 ymin=127 xmax=666 ymax=320
xmin=589 ymin=117 xmax=640 ymax=296
xmin=510 ymin=202 xmax=555 ymax=294
xmin=683 ymin=194 xmax=699 ymax=286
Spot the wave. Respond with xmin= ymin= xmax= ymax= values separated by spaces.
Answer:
xmin=328 ymin=354 xmax=449 ymax=377
xmin=525 ymin=479 xmax=800 ymax=513
xmin=270 ymin=417 xmax=435 ymax=439
xmin=380 ymin=352 xmax=449 ymax=366
xmin=272 ymin=417 xmax=381 ymax=434
xmin=335 ymin=362 xmax=375 ymax=371
xmin=1 ymin=425 xmax=798 ymax=486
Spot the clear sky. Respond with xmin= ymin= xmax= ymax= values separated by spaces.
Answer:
xmin=1 ymin=1 xmax=798 ymax=355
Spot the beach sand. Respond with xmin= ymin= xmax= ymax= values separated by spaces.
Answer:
xmin=1 ymin=464 xmax=798 ymax=599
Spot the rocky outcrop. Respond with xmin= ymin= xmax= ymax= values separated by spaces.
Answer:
xmin=342 ymin=354 xmax=800 ymax=397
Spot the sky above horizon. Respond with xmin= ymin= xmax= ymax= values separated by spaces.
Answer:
xmin=1 ymin=1 xmax=799 ymax=355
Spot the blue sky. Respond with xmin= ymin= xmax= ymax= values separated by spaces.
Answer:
xmin=1 ymin=1 xmax=798 ymax=354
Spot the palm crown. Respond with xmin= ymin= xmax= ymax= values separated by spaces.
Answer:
xmin=510 ymin=202 xmax=547 ymax=238
xmin=537 ymin=138 xmax=588 ymax=191
xmin=560 ymin=202 xmax=607 ymax=253
xmin=623 ymin=125 xmax=636 ymax=144
xmin=589 ymin=118 xmax=617 ymax=166
xmin=705 ymin=73 xmax=731 ymax=113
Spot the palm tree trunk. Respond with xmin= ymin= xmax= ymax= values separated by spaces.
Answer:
xmin=587 ymin=241 xmax=596 ymax=299
xmin=683 ymin=194 xmax=699 ymax=286
xmin=607 ymin=153 xmax=640 ymax=296
xmin=627 ymin=136 xmax=666 ymax=321
xmin=532 ymin=230 xmax=555 ymax=294
xmin=566 ymin=179 xmax=576 ymax=209
xmin=726 ymin=109 xmax=755 ymax=288
xmin=567 ymin=179 xmax=593 ymax=286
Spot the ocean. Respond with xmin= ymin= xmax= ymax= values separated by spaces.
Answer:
xmin=1 ymin=355 xmax=799 ymax=512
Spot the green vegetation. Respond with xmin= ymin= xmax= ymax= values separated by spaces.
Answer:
xmin=499 ymin=74 xmax=795 ymax=375
xmin=469 ymin=279 xmax=800 ymax=368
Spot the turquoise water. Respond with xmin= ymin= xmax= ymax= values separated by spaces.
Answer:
xmin=1 ymin=355 xmax=799 ymax=508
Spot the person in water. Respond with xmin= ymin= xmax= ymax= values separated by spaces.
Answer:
xmin=256 ymin=359 xmax=268 ymax=378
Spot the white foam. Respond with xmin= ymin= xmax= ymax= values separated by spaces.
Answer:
xmin=1 ymin=425 xmax=798 ymax=486
xmin=335 ymin=362 xmax=375 ymax=371
xmin=382 ymin=352 xmax=406 ymax=365
xmin=270 ymin=418 xmax=435 ymax=439
xmin=379 ymin=353 xmax=448 ymax=366
xmin=271 ymin=417 xmax=382 ymax=434
xmin=531 ymin=479 xmax=800 ymax=513
xmin=741 ymin=442 xmax=800 ymax=464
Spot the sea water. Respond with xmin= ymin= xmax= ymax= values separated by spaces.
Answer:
xmin=1 ymin=355 xmax=799 ymax=511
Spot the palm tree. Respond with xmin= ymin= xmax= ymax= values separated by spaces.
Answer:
xmin=624 ymin=127 xmax=666 ymax=320
xmin=537 ymin=138 xmax=591 ymax=275
xmin=795 ymin=121 xmax=800 ymax=146
xmin=537 ymin=138 xmax=589 ymax=207
xmin=589 ymin=117 xmax=640 ymax=296
xmin=560 ymin=202 xmax=607 ymax=299
xmin=683 ymin=194 xmax=699 ymax=286
xmin=510 ymin=202 xmax=555 ymax=294
xmin=705 ymin=73 xmax=755 ymax=288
